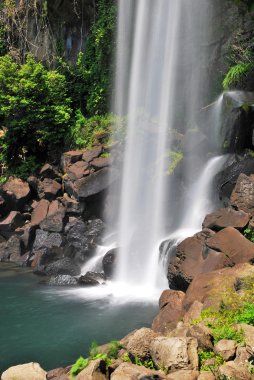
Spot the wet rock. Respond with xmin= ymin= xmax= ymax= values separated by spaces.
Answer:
xmin=82 ymin=146 xmax=102 ymax=163
xmin=230 ymin=173 xmax=254 ymax=215
xmin=78 ymin=271 xmax=105 ymax=286
xmin=0 ymin=211 xmax=25 ymax=239
xmin=0 ymin=235 xmax=24 ymax=263
xmin=49 ymin=275 xmax=78 ymax=286
xmin=39 ymin=164 xmax=60 ymax=180
xmin=31 ymin=199 xmax=50 ymax=226
xmin=67 ymin=161 xmax=89 ymax=181
xmin=126 ymin=328 xmax=158 ymax=360
xmin=85 ymin=219 xmax=105 ymax=242
xmin=152 ymin=290 xmax=185 ymax=333
xmin=214 ymin=339 xmax=237 ymax=361
xmin=44 ymin=257 xmax=81 ymax=276
xmin=218 ymin=361 xmax=252 ymax=380
xmin=33 ymin=229 xmax=63 ymax=251
xmin=90 ymin=157 xmax=111 ymax=170
xmin=1 ymin=362 xmax=47 ymax=380
xmin=40 ymin=200 xmax=66 ymax=233
xmin=1 ymin=177 xmax=31 ymax=211
xmin=37 ymin=178 xmax=62 ymax=200
xmin=202 ymin=208 xmax=250 ymax=231
xmin=110 ymin=362 xmax=166 ymax=380
xmin=102 ymin=248 xmax=117 ymax=278
xmin=76 ymin=359 xmax=107 ymax=380
xmin=150 ymin=337 xmax=198 ymax=372
xmin=167 ymin=229 xmax=217 ymax=291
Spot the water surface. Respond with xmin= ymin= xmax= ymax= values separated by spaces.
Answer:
xmin=0 ymin=264 xmax=158 ymax=373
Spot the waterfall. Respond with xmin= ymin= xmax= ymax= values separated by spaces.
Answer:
xmin=111 ymin=0 xmax=218 ymax=289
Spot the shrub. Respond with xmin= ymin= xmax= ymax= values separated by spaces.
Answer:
xmin=198 ymin=350 xmax=224 ymax=372
xmin=244 ymin=228 xmax=254 ymax=243
xmin=70 ymin=356 xmax=89 ymax=379
xmin=0 ymin=54 xmax=72 ymax=171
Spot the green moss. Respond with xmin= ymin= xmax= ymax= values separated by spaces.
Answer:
xmin=223 ymin=63 xmax=254 ymax=90
xmin=167 ymin=150 xmax=183 ymax=175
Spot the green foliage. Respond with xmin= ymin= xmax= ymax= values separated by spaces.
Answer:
xmin=121 ymin=352 xmax=156 ymax=371
xmin=0 ymin=54 xmax=72 ymax=172
xmin=57 ymin=0 xmax=116 ymax=116
xmin=222 ymin=63 xmax=253 ymax=90
xmin=107 ymin=340 xmax=123 ymax=359
xmin=7 ymin=156 xmax=40 ymax=179
xmin=244 ymin=228 xmax=254 ymax=242
xmin=167 ymin=150 xmax=183 ymax=175
xmin=198 ymin=350 xmax=224 ymax=372
xmin=232 ymin=0 xmax=254 ymax=11
xmin=195 ymin=278 xmax=254 ymax=345
xmin=70 ymin=356 xmax=89 ymax=379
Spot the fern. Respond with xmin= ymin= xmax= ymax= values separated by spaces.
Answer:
xmin=223 ymin=62 xmax=253 ymax=90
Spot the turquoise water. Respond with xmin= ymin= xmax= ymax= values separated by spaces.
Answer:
xmin=0 ymin=264 xmax=158 ymax=373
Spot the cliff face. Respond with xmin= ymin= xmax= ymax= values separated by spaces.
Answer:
xmin=2 ymin=0 xmax=95 ymax=64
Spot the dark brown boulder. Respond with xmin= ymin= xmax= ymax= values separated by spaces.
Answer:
xmin=31 ymin=199 xmax=50 ymax=226
xmin=103 ymin=248 xmax=117 ymax=278
xmin=60 ymin=193 xmax=85 ymax=216
xmin=46 ymin=367 xmax=70 ymax=380
xmin=66 ymin=161 xmax=89 ymax=181
xmin=82 ymin=146 xmax=102 ymax=163
xmin=78 ymin=271 xmax=105 ymax=286
xmin=230 ymin=173 xmax=254 ymax=215
xmin=152 ymin=290 xmax=185 ymax=333
xmin=61 ymin=150 xmax=84 ymax=170
xmin=40 ymin=200 xmax=66 ymax=232
xmin=0 ymin=211 xmax=25 ymax=238
xmin=1 ymin=177 xmax=31 ymax=211
xmin=202 ymin=208 xmax=250 ymax=231
xmin=206 ymin=227 xmax=254 ymax=265
xmin=37 ymin=178 xmax=62 ymax=200
xmin=90 ymin=157 xmax=111 ymax=170
xmin=39 ymin=163 xmax=61 ymax=180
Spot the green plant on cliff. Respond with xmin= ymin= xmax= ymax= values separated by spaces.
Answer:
xmin=223 ymin=62 xmax=254 ymax=90
xmin=70 ymin=357 xmax=89 ymax=379
xmin=167 ymin=150 xmax=183 ymax=175
xmin=198 ymin=350 xmax=224 ymax=372
xmin=0 ymin=54 xmax=72 ymax=171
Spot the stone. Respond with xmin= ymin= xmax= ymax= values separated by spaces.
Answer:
xmin=206 ymin=227 xmax=254 ymax=266
xmin=27 ymin=175 xmax=39 ymax=193
xmin=183 ymin=301 xmax=204 ymax=324
xmin=61 ymin=150 xmax=84 ymax=170
xmin=150 ymin=337 xmax=198 ymax=372
xmin=236 ymin=324 xmax=254 ymax=354
xmin=40 ymin=200 xmax=66 ymax=233
xmin=46 ymin=367 xmax=70 ymax=380
xmin=126 ymin=327 xmax=158 ymax=360
xmin=218 ymin=361 xmax=252 ymax=380
xmin=37 ymin=178 xmax=62 ymax=200
xmin=0 ymin=211 xmax=25 ymax=238
xmin=187 ymin=324 xmax=213 ymax=351
xmin=73 ymin=168 xmax=118 ymax=200
xmin=0 ymin=235 xmax=24 ymax=263
xmin=90 ymin=157 xmax=111 ymax=170
xmin=44 ymin=257 xmax=81 ymax=276
xmin=102 ymin=248 xmax=117 ymax=278
xmin=1 ymin=362 xmax=47 ymax=380
xmin=152 ymin=290 xmax=185 ymax=333
xmin=214 ymin=339 xmax=237 ymax=361
xmin=67 ymin=161 xmax=89 ymax=181
xmin=33 ymin=229 xmax=63 ymax=251
xmin=78 ymin=271 xmax=105 ymax=286
xmin=235 ymin=346 xmax=253 ymax=366
xmin=49 ymin=275 xmax=78 ymax=286
xmin=159 ymin=289 xmax=179 ymax=310
xmin=31 ymin=199 xmax=50 ymax=226
xmin=60 ymin=193 xmax=85 ymax=216
xmin=183 ymin=263 xmax=254 ymax=310
xmin=110 ymin=362 xmax=166 ymax=380
xmin=82 ymin=146 xmax=102 ymax=163
xmin=0 ymin=195 xmax=6 ymax=217
xmin=167 ymin=370 xmax=200 ymax=380
xmin=1 ymin=177 xmax=31 ymax=211
xmin=39 ymin=163 xmax=60 ymax=180
xmin=202 ymin=208 xmax=250 ymax=231
xmin=197 ymin=373 xmax=215 ymax=380
xmin=230 ymin=173 xmax=254 ymax=215
xmin=76 ymin=359 xmax=107 ymax=380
